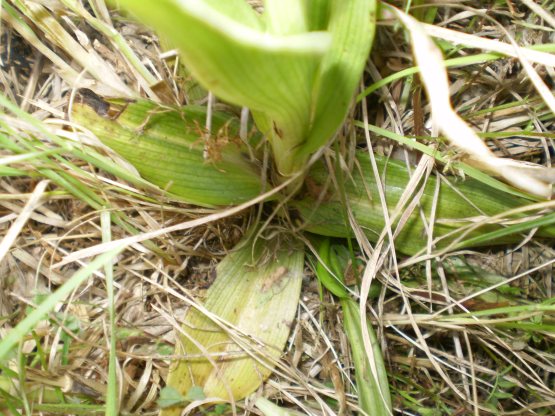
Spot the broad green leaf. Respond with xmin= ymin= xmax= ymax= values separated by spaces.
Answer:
xmin=304 ymin=0 xmax=332 ymax=31
xmin=295 ymin=153 xmax=555 ymax=255
xmin=163 ymin=231 xmax=304 ymax=414
xmin=201 ymin=0 xmax=262 ymax=29
xmin=118 ymin=0 xmax=379 ymax=178
xmin=72 ymin=100 xmax=264 ymax=207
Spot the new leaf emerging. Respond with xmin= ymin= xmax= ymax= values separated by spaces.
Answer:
xmin=117 ymin=0 xmax=377 ymax=177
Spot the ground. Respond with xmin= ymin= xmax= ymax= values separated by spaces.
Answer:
xmin=1 ymin=1 xmax=555 ymax=415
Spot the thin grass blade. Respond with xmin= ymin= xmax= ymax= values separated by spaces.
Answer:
xmin=0 ymin=249 xmax=122 ymax=362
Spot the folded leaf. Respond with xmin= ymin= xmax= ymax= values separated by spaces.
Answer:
xmin=118 ymin=0 xmax=331 ymax=176
xmin=342 ymin=298 xmax=392 ymax=415
xmin=298 ymin=0 xmax=378 ymax=159
xmin=315 ymin=240 xmax=392 ymax=415
xmin=117 ymin=0 xmax=378 ymax=179
xmin=72 ymin=99 xmax=264 ymax=207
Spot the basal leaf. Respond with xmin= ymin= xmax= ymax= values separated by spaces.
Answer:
xmin=163 ymin=232 xmax=304 ymax=414
xmin=72 ymin=100 xmax=264 ymax=207
xmin=296 ymin=153 xmax=555 ymax=255
xmin=264 ymin=0 xmax=307 ymax=35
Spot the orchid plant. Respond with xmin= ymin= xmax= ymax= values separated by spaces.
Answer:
xmin=68 ymin=0 xmax=555 ymax=414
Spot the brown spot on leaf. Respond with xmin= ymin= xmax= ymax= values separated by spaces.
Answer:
xmin=75 ymin=88 xmax=110 ymax=116
xmin=272 ymin=121 xmax=283 ymax=139
xmin=261 ymin=266 xmax=288 ymax=293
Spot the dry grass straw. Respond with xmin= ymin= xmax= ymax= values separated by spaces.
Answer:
xmin=1 ymin=0 xmax=555 ymax=415
xmin=389 ymin=5 xmax=554 ymax=197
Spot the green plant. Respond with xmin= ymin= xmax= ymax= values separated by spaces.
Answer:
xmin=315 ymin=239 xmax=391 ymax=415
xmin=106 ymin=1 xmax=387 ymax=413
xmin=115 ymin=0 xmax=377 ymax=180
xmin=65 ymin=1 xmax=555 ymax=414
xmin=3 ymin=0 xmax=555 ymax=415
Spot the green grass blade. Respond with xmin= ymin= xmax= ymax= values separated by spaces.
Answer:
xmin=26 ymin=404 xmax=105 ymax=414
xmin=356 ymin=122 xmax=541 ymax=201
xmin=0 ymin=166 xmax=29 ymax=176
xmin=0 ymin=92 xmax=171 ymax=259
xmin=101 ymin=212 xmax=119 ymax=416
xmin=455 ymin=210 xmax=555 ymax=250
xmin=0 ymin=248 xmax=122 ymax=362
xmin=357 ymin=44 xmax=555 ymax=101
